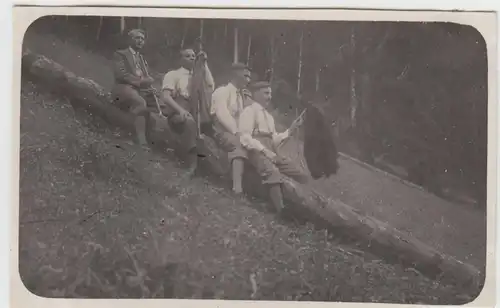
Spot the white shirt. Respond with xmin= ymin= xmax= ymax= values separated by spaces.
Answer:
xmin=211 ymin=82 xmax=245 ymax=135
xmin=162 ymin=66 xmax=214 ymax=99
xmin=238 ymin=101 xmax=289 ymax=152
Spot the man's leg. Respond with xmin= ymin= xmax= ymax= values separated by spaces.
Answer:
xmin=231 ymin=158 xmax=244 ymax=194
xmin=247 ymin=151 xmax=285 ymax=213
xmin=117 ymin=86 xmax=150 ymax=149
xmin=217 ymin=131 xmax=247 ymax=194
xmin=168 ymin=113 xmax=198 ymax=175
xmin=181 ymin=115 xmax=199 ymax=175
xmin=275 ymin=157 xmax=310 ymax=184
xmin=269 ymin=184 xmax=285 ymax=213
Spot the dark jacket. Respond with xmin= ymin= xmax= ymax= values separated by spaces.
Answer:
xmin=303 ymin=103 xmax=339 ymax=179
xmin=112 ymin=48 xmax=150 ymax=89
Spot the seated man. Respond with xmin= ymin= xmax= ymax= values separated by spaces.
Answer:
xmin=111 ymin=29 xmax=157 ymax=151
xmin=161 ymin=47 xmax=215 ymax=175
xmin=210 ymin=63 xmax=252 ymax=195
xmin=238 ymin=81 xmax=309 ymax=213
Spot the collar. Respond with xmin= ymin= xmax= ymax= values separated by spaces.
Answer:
xmin=227 ymin=82 xmax=239 ymax=93
xmin=129 ymin=47 xmax=138 ymax=56
xmin=179 ymin=66 xmax=192 ymax=75
xmin=253 ymin=102 xmax=266 ymax=112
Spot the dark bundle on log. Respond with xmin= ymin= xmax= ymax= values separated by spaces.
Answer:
xmin=20 ymin=49 xmax=483 ymax=293
xmin=189 ymin=38 xmax=214 ymax=135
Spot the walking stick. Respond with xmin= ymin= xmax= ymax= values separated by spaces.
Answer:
xmin=151 ymin=89 xmax=167 ymax=119
xmin=140 ymin=53 xmax=167 ymax=120
xmin=276 ymin=108 xmax=307 ymax=150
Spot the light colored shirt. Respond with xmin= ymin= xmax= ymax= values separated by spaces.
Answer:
xmin=162 ymin=65 xmax=214 ymax=99
xmin=238 ymin=101 xmax=289 ymax=152
xmin=211 ymin=82 xmax=245 ymax=135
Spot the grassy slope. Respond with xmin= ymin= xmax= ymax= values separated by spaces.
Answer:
xmin=23 ymin=30 xmax=487 ymax=271
xmin=20 ymin=77 xmax=471 ymax=303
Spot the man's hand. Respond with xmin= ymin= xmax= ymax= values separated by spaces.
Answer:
xmin=178 ymin=109 xmax=191 ymax=122
xmin=288 ymin=116 xmax=304 ymax=134
xmin=262 ymin=148 xmax=278 ymax=163
xmin=241 ymin=89 xmax=251 ymax=98
xmin=197 ymin=51 xmax=208 ymax=61
xmin=141 ymin=76 xmax=155 ymax=87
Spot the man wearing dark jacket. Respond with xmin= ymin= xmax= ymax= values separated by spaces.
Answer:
xmin=111 ymin=29 xmax=158 ymax=151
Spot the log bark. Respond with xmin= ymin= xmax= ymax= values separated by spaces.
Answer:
xmin=20 ymin=49 xmax=483 ymax=292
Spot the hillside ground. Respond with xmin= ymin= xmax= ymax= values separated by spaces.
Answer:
xmin=20 ymin=75 xmax=472 ymax=303
xmin=18 ymin=29 xmax=484 ymax=303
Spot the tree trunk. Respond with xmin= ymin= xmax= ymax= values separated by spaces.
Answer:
xmin=315 ymin=68 xmax=321 ymax=94
xmin=233 ymin=26 xmax=239 ymax=63
xmin=180 ymin=20 xmax=189 ymax=49
xmin=213 ymin=21 xmax=217 ymax=43
xmin=20 ymin=49 xmax=483 ymax=293
xmin=349 ymin=26 xmax=358 ymax=128
xmin=246 ymin=34 xmax=252 ymax=66
xmin=224 ymin=22 xmax=228 ymax=45
xmin=200 ymin=19 xmax=204 ymax=40
xmin=297 ymin=28 xmax=304 ymax=96
xmin=269 ymin=36 xmax=276 ymax=84
xmin=96 ymin=16 xmax=103 ymax=41
xmin=120 ymin=17 xmax=126 ymax=35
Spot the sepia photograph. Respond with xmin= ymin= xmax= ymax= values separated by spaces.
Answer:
xmin=13 ymin=6 xmax=496 ymax=307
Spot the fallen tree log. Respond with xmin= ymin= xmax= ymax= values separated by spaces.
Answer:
xmin=20 ymin=49 xmax=483 ymax=293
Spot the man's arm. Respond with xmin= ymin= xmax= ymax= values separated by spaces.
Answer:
xmin=160 ymin=71 xmax=190 ymax=115
xmin=212 ymin=88 xmax=239 ymax=134
xmin=239 ymin=106 xmax=274 ymax=157
xmin=273 ymin=130 xmax=290 ymax=148
xmin=112 ymin=52 xmax=142 ymax=88
xmin=273 ymin=110 xmax=305 ymax=147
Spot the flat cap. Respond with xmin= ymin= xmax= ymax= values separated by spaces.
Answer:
xmin=249 ymin=81 xmax=271 ymax=91
xmin=128 ymin=29 xmax=146 ymax=38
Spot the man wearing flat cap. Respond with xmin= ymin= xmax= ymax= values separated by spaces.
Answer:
xmin=161 ymin=46 xmax=215 ymax=176
xmin=210 ymin=63 xmax=252 ymax=195
xmin=111 ymin=29 xmax=158 ymax=151
xmin=238 ymin=81 xmax=309 ymax=213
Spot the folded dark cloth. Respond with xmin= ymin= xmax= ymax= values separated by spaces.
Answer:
xmin=303 ymin=103 xmax=340 ymax=179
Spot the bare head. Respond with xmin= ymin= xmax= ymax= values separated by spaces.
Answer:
xmin=229 ymin=63 xmax=252 ymax=89
xmin=250 ymin=81 xmax=273 ymax=108
xmin=128 ymin=29 xmax=146 ymax=51
xmin=179 ymin=48 xmax=196 ymax=70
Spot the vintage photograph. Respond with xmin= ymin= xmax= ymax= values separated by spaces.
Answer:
xmin=16 ymin=7 xmax=492 ymax=305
